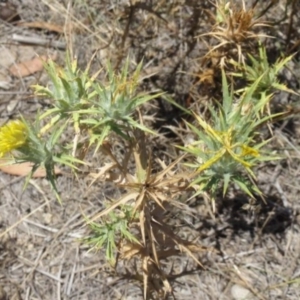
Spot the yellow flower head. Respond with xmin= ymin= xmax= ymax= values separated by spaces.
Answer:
xmin=0 ymin=120 xmax=28 ymax=157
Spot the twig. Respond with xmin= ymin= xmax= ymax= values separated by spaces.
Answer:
xmin=12 ymin=34 xmax=66 ymax=50
xmin=66 ymin=247 xmax=78 ymax=296
xmin=19 ymin=255 xmax=64 ymax=283
xmin=23 ymin=219 xmax=84 ymax=239
xmin=0 ymin=200 xmax=53 ymax=239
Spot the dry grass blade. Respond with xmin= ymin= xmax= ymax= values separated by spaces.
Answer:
xmin=151 ymin=218 xmax=206 ymax=269
xmin=150 ymin=154 xmax=187 ymax=184
xmin=89 ymin=191 xmax=139 ymax=223
xmin=101 ymin=142 xmax=125 ymax=171
xmin=133 ymin=187 xmax=146 ymax=220
xmin=151 ymin=262 xmax=173 ymax=298
xmin=139 ymin=209 xmax=146 ymax=245
xmin=143 ymin=256 xmax=149 ymax=300
xmin=147 ymin=191 xmax=166 ymax=210
xmin=147 ymin=214 xmax=160 ymax=267
xmin=88 ymin=162 xmax=116 ymax=187
xmin=120 ymin=241 xmax=144 ymax=260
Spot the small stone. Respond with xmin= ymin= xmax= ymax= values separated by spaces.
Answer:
xmin=231 ymin=284 xmax=252 ymax=300
xmin=43 ymin=213 xmax=53 ymax=224
xmin=6 ymin=100 xmax=18 ymax=113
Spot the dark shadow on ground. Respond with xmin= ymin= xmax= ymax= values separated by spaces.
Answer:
xmin=218 ymin=193 xmax=292 ymax=236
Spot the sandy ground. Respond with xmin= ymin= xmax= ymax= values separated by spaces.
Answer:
xmin=1 ymin=0 xmax=300 ymax=299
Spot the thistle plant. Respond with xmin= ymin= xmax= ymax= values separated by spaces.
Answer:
xmin=32 ymin=55 xmax=161 ymax=155
xmin=0 ymin=120 xmax=28 ymax=157
xmin=179 ymin=70 xmax=281 ymax=210
xmin=6 ymin=37 xmax=293 ymax=299
xmin=0 ymin=117 xmax=80 ymax=200
xmin=32 ymin=55 xmax=96 ymax=134
xmin=31 ymin=56 xmax=206 ymax=298
xmin=83 ymin=205 xmax=140 ymax=266
xmin=231 ymin=44 xmax=296 ymax=96
xmin=201 ymin=0 xmax=268 ymax=65
xmin=86 ymin=130 xmax=201 ymax=298
xmin=80 ymin=58 xmax=161 ymax=151
xmin=26 ymin=54 xmax=163 ymax=202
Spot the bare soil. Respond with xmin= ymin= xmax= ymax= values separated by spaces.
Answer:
xmin=1 ymin=1 xmax=300 ymax=299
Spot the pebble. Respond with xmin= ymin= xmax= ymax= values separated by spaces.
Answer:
xmin=231 ymin=284 xmax=252 ymax=300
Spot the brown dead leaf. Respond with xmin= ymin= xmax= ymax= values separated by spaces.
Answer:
xmin=17 ymin=21 xmax=64 ymax=33
xmin=120 ymin=242 xmax=144 ymax=260
xmin=0 ymin=160 xmax=62 ymax=178
xmin=9 ymin=54 xmax=56 ymax=77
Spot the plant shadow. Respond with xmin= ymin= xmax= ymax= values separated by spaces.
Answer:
xmin=218 ymin=193 xmax=292 ymax=237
